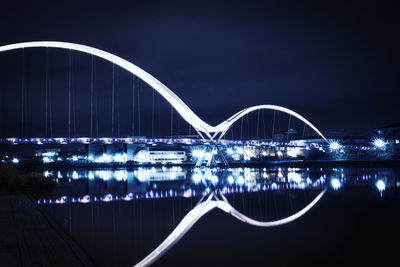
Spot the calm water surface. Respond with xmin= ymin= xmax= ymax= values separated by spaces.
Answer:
xmin=40 ymin=166 xmax=400 ymax=266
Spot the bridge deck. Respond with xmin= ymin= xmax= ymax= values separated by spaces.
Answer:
xmin=0 ymin=192 xmax=95 ymax=267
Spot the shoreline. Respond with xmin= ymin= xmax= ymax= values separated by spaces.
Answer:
xmin=0 ymin=191 xmax=95 ymax=266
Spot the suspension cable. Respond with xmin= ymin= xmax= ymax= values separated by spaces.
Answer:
xmin=240 ymin=116 xmax=243 ymax=140
xmin=287 ymin=115 xmax=291 ymax=142
xmin=256 ymin=109 xmax=260 ymax=140
xmin=72 ymin=53 xmax=76 ymax=138
xmin=45 ymin=47 xmax=49 ymax=137
xmin=137 ymin=79 xmax=141 ymax=136
xmin=151 ymin=86 xmax=154 ymax=138
xmin=90 ymin=54 xmax=94 ymax=138
xmin=111 ymin=63 xmax=115 ymax=138
xmin=170 ymin=105 xmax=173 ymax=137
xmin=94 ymin=57 xmax=98 ymax=138
xmin=272 ymin=110 xmax=276 ymax=139
xmin=262 ymin=109 xmax=266 ymax=139
xmin=21 ymin=48 xmax=25 ymax=138
xmin=49 ymin=80 xmax=53 ymax=137
xmin=68 ymin=49 xmax=71 ymax=138
xmin=117 ymin=68 xmax=120 ymax=137
xmin=157 ymin=93 xmax=160 ymax=137
xmin=132 ymin=75 xmax=135 ymax=136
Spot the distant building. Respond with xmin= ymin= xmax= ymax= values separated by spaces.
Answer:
xmin=135 ymin=147 xmax=187 ymax=164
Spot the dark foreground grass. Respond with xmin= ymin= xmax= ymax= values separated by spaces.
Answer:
xmin=0 ymin=163 xmax=55 ymax=198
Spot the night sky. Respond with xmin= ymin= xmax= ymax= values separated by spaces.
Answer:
xmin=0 ymin=0 xmax=399 ymax=138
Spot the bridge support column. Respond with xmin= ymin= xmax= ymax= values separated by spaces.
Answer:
xmin=195 ymin=145 xmax=229 ymax=167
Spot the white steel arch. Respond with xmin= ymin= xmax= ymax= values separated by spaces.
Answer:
xmin=0 ymin=41 xmax=214 ymax=138
xmin=0 ymin=41 xmax=326 ymax=141
xmin=214 ymin=105 xmax=327 ymax=141
xmin=135 ymin=188 xmax=327 ymax=266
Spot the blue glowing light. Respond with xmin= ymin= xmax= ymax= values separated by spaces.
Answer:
xmin=211 ymin=175 xmax=218 ymax=184
xmin=123 ymin=193 xmax=134 ymax=201
xmin=55 ymin=196 xmax=67 ymax=204
xmin=237 ymin=176 xmax=245 ymax=185
xmin=101 ymin=194 xmax=113 ymax=202
xmin=373 ymin=138 xmax=387 ymax=149
xmin=192 ymin=173 xmax=202 ymax=184
xmin=329 ymin=141 xmax=341 ymax=151
xmin=12 ymin=158 xmax=19 ymax=164
xmin=271 ymin=182 xmax=278 ymax=190
xmin=43 ymin=157 xmax=52 ymax=163
xmin=78 ymin=195 xmax=91 ymax=203
xmin=376 ymin=180 xmax=386 ymax=192
xmin=331 ymin=178 xmax=341 ymax=190
xmin=236 ymin=147 xmax=244 ymax=154
xmin=191 ymin=150 xmax=204 ymax=158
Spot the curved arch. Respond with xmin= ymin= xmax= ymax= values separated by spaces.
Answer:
xmin=135 ymin=194 xmax=217 ymax=267
xmin=0 ymin=41 xmax=214 ymax=138
xmin=135 ymin=189 xmax=327 ymax=266
xmin=214 ymin=104 xmax=327 ymax=141
xmin=217 ymin=188 xmax=327 ymax=227
xmin=0 ymin=42 xmax=326 ymax=141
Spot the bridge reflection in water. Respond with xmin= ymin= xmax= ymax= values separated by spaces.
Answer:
xmin=37 ymin=166 xmax=400 ymax=266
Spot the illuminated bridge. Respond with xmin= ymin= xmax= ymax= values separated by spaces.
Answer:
xmin=0 ymin=41 xmax=393 ymax=166
xmin=0 ymin=42 xmax=397 ymax=266
xmin=0 ymin=42 xmax=326 ymax=141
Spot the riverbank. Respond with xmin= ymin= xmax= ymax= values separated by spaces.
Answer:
xmin=0 ymin=163 xmax=55 ymax=198
xmin=0 ymin=192 xmax=95 ymax=266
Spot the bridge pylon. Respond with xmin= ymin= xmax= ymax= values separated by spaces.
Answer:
xmin=195 ymin=145 xmax=228 ymax=167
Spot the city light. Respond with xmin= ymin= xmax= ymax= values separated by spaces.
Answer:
xmin=211 ymin=175 xmax=218 ymax=184
xmin=373 ymin=138 xmax=387 ymax=150
xmin=329 ymin=141 xmax=341 ymax=151
xmin=114 ymin=170 xmax=128 ymax=180
xmin=376 ymin=180 xmax=386 ymax=192
xmin=192 ymin=173 xmax=203 ymax=184
xmin=331 ymin=178 xmax=341 ymax=190
xmin=287 ymin=147 xmax=301 ymax=157
xmin=78 ymin=195 xmax=91 ymax=203
xmin=113 ymin=153 xmax=127 ymax=163
xmin=43 ymin=157 xmax=52 ymax=163
xmin=101 ymin=194 xmax=113 ymax=202
xmin=271 ymin=182 xmax=278 ymax=190
xmin=55 ymin=196 xmax=67 ymax=204
xmin=236 ymin=147 xmax=244 ymax=154
xmin=288 ymin=172 xmax=302 ymax=184
xmin=122 ymin=193 xmax=134 ymax=201
xmin=12 ymin=158 xmax=19 ymax=164
xmin=94 ymin=153 xmax=113 ymax=163
xmin=237 ymin=176 xmax=245 ymax=185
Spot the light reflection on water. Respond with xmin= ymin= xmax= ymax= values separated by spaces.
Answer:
xmin=39 ymin=166 xmax=400 ymax=266
xmin=39 ymin=167 xmax=400 ymax=204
